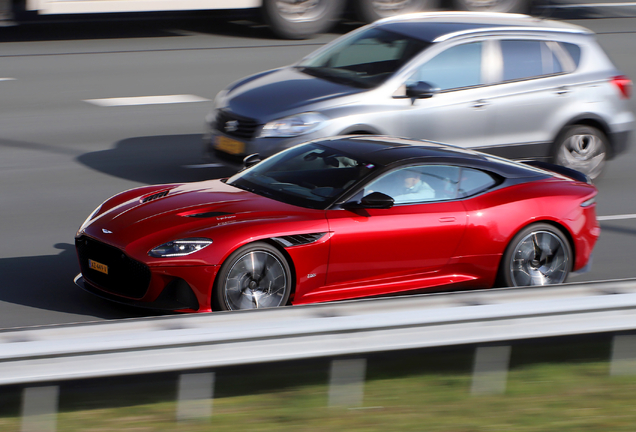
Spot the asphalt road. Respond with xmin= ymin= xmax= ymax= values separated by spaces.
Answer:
xmin=0 ymin=16 xmax=635 ymax=329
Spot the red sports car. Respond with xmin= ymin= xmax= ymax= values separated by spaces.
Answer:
xmin=75 ymin=136 xmax=600 ymax=312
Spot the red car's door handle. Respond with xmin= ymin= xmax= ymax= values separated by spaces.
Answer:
xmin=439 ymin=217 xmax=456 ymax=223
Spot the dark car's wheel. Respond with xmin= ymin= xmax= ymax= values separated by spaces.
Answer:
xmin=452 ymin=0 xmax=529 ymax=13
xmin=262 ymin=0 xmax=344 ymax=40
xmin=214 ymin=242 xmax=292 ymax=311
xmin=498 ymin=224 xmax=572 ymax=288
xmin=355 ymin=0 xmax=436 ymax=23
xmin=554 ymin=125 xmax=608 ymax=181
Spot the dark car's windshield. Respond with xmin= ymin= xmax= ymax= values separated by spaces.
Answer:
xmin=226 ymin=143 xmax=380 ymax=209
xmin=296 ymin=27 xmax=430 ymax=89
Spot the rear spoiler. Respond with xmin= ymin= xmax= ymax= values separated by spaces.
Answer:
xmin=520 ymin=160 xmax=591 ymax=184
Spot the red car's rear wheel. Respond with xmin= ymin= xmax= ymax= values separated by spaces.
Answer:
xmin=214 ymin=242 xmax=292 ymax=311
xmin=499 ymin=223 xmax=572 ymax=287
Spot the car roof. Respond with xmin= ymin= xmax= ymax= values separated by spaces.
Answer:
xmin=316 ymin=135 xmax=551 ymax=179
xmin=373 ymin=12 xmax=592 ymax=43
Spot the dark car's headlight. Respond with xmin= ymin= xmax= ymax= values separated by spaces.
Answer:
xmin=260 ymin=112 xmax=327 ymax=138
xmin=148 ymin=238 xmax=213 ymax=258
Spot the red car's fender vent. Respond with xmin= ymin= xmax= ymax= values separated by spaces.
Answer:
xmin=272 ymin=233 xmax=327 ymax=248
xmin=141 ymin=190 xmax=170 ymax=203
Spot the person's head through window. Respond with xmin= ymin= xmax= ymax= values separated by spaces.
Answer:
xmin=395 ymin=169 xmax=434 ymax=202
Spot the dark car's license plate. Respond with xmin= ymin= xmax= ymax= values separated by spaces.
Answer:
xmin=215 ymin=135 xmax=245 ymax=155
xmin=89 ymin=259 xmax=108 ymax=275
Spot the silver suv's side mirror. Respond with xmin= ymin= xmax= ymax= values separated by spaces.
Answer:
xmin=406 ymin=81 xmax=439 ymax=99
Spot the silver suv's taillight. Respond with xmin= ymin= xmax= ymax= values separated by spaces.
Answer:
xmin=611 ymin=75 xmax=632 ymax=99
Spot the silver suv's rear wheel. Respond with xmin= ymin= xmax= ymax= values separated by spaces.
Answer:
xmin=262 ymin=0 xmax=344 ymax=39
xmin=554 ymin=125 xmax=608 ymax=181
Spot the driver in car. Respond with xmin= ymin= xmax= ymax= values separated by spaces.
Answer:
xmin=393 ymin=169 xmax=435 ymax=203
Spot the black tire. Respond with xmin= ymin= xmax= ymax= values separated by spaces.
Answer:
xmin=262 ymin=0 xmax=344 ymax=40
xmin=497 ymin=223 xmax=572 ymax=288
xmin=452 ymin=0 xmax=529 ymax=13
xmin=354 ymin=0 xmax=437 ymax=24
xmin=553 ymin=125 xmax=608 ymax=181
xmin=213 ymin=242 xmax=292 ymax=311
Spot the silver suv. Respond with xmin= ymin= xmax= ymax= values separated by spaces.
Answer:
xmin=205 ymin=12 xmax=633 ymax=179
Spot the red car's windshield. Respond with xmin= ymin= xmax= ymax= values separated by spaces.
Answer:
xmin=226 ymin=143 xmax=379 ymax=209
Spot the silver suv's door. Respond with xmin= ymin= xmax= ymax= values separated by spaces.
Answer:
xmin=396 ymin=41 xmax=494 ymax=148
xmin=487 ymin=39 xmax=578 ymax=156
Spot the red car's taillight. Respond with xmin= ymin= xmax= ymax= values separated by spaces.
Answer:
xmin=611 ymin=75 xmax=632 ymax=99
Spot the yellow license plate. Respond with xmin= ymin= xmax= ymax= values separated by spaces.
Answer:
xmin=89 ymin=259 xmax=108 ymax=275
xmin=214 ymin=135 xmax=245 ymax=155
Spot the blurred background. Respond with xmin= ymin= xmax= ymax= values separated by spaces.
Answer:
xmin=1 ymin=0 xmax=636 ymax=430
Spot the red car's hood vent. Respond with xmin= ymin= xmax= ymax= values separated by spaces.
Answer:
xmin=183 ymin=211 xmax=233 ymax=218
xmin=141 ymin=190 xmax=170 ymax=203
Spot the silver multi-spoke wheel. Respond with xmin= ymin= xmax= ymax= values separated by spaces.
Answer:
xmin=508 ymin=229 xmax=569 ymax=287
xmin=369 ymin=0 xmax=429 ymax=18
xmin=215 ymin=243 xmax=292 ymax=311
xmin=453 ymin=0 xmax=529 ymax=13
xmin=555 ymin=125 xmax=608 ymax=180
xmin=356 ymin=0 xmax=435 ymax=23
xmin=263 ymin=0 xmax=343 ymax=39
xmin=274 ymin=0 xmax=328 ymax=23
xmin=498 ymin=223 xmax=572 ymax=288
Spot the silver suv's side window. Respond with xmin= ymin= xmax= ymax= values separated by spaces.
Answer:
xmin=561 ymin=42 xmax=581 ymax=68
xmin=364 ymin=165 xmax=461 ymax=204
xmin=500 ymin=40 xmax=564 ymax=81
xmin=409 ymin=42 xmax=483 ymax=91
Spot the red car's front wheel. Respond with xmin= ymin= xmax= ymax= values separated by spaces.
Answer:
xmin=214 ymin=242 xmax=292 ymax=311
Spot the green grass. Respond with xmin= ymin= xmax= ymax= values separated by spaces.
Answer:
xmin=2 ymin=360 xmax=636 ymax=431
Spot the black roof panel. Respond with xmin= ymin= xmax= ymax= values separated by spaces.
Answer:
xmin=317 ymin=135 xmax=550 ymax=179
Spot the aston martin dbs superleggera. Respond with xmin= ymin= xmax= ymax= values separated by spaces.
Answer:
xmin=75 ymin=136 xmax=599 ymax=312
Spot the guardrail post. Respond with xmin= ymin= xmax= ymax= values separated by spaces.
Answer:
xmin=471 ymin=345 xmax=511 ymax=395
xmin=328 ymin=358 xmax=366 ymax=407
xmin=610 ymin=335 xmax=636 ymax=375
xmin=20 ymin=386 xmax=59 ymax=432
xmin=176 ymin=372 xmax=215 ymax=422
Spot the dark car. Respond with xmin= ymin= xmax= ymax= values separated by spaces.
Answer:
xmin=206 ymin=12 xmax=633 ymax=179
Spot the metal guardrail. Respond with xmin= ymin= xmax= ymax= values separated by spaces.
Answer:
xmin=2 ymin=278 xmax=636 ymax=386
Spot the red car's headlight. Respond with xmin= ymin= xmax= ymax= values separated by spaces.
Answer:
xmin=148 ymin=238 xmax=213 ymax=258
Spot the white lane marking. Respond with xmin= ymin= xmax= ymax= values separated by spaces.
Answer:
xmin=84 ymin=94 xmax=210 ymax=107
xmin=183 ymin=163 xmax=226 ymax=169
xmin=598 ymin=214 xmax=636 ymax=221
xmin=0 ymin=77 xmax=16 ymax=81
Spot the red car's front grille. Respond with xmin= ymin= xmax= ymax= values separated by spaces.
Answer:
xmin=75 ymin=236 xmax=151 ymax=299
